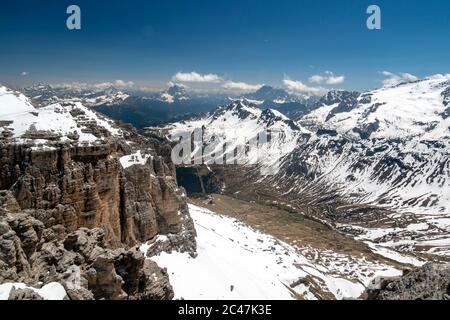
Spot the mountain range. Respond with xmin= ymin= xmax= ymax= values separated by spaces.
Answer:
xmin=23 ymin=84 xmax=314 ymax=127
xmin=1 ymin=75 xmax=449 ymax=300
xmin=154 ymin=75 xmax=450 ymax=262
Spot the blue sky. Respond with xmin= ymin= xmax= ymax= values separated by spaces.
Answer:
xmin=1 ymin=0 xmax=449 ymax=92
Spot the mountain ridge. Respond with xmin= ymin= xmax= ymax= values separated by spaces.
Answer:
xmin=154 ymin=76 xmax=450 ymax=263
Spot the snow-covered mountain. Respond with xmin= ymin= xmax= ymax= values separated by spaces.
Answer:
xmin=163 ymin=100 xmax=308 ymax=170
xmin=276 ymin=76 xmax=450 ymax=257
xmin=24 ymin=84 xmax=130 ymax=108
xmin=157 ymin=84 xmax=190 ymax=104
xmin=301 ymin=77 xmax=450 ymax=140
xmin=0 ymin=85 xmax=127 ymax=146
xmin=245 ymin=85 xmax=293 ymax=103
xmin=23 ymin=84 xmax=315 ymax=127
xmin=293 ymin=76 xmax=450 ymax=213
xmin=24 ymin=83 xmax=223 ymax=127
xmin=157 ymin=75 xmax=450 ymax=260
xmin=24 ymin=83 xmax=190 ymax=107
xmin=243 ymin=85 xmax=314 ymax=118
xmin=1 ymin=84 xmax=406 ymax=300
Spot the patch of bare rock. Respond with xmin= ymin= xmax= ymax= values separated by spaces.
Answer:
xmin=367 ymin=263 xmax=450 ymax=300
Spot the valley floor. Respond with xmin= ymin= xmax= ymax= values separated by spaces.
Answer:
xmin=143 ymin=198 xmax=406 ymax=300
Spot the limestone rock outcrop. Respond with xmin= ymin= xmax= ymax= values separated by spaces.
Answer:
xmin=0 ymin=121 xmax=196 ymax=299
xmin=367 ymin=263 xmax=450 ymax=300
xmin=0 ymin=140 xmax=195 ymax=249
xmin=8 ymin=287 xmax=45 ymax=300
xmin=0 ymin=207 xmax=175 ymax=300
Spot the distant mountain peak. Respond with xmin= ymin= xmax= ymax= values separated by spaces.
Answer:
xmin=212 ymin=100 xmax=260 ymax=120
xmin=23 ymin=84 xmax=130 ymax=107
xmin=319 ymin=90 xmax=361 ymax=106
xmin=158 ymin=84 xmax=190 ymax=104
xmin=247 ymin=85 xmax=291 ymax=102
xmin=166 ymin=84 xmax=188 ymax=96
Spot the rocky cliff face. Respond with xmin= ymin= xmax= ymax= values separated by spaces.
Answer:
xmin=0 ymin=86 xmax=196 ymax=300
xmin=0 ymin=196 xmax=174 ymax=300
xmin=0 ymin=141 xmax=194 ymax=249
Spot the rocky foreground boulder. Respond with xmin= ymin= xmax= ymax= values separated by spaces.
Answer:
xmin=367 ymin=263 xmax=450 ymax=300
xmin=0 ymin=204 xmax=174 ymax=299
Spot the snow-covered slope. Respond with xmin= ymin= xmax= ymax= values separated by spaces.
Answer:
xmin=0 ymin=87 xmax=35 ymax=115
xmin=143 ymin=204 xmax=401 ymax=300
xmin=245 ymin=85 xmax=315 ymax=105
xmin=292 ymin=76 xmax=450 ymax=214
xmin=302 ymin=76 xmax=450 ymax=139
xmin=242 ymin=86 xmax=314 ymax=118
xmin=271 ymin=76 xmax=450 ymax=257
xmin=0 ymin=85 xmax=124 ymax=144
xmin=164 ymin=100 xmax=308 ymax=171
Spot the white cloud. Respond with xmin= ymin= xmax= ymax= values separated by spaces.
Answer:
xmin=222 ymin=81 xmax=263 ymax=92
xmin=401 ymin=73 xmax=419 ymax=82
xmin=167 ymin=81 xmax=189 ymax=89
xmin=427 ymin=74 xmax=450 ymax=81
xmin=283 ymin=79 xmax=328 ymax=96
xmin=381 ymin=71 xmax=418 ymax=87
xmin=115 ymin=80 xmax=135 ymax=88
xmin=52 ymin=80 xmax=135 ymax=90
xmin=95 ymin=80 xmax=135 ymax=90
xmin=52 ymin=82 xmax=89 ymax=90
xmin=326 ymin=75 xmax=345 ymax=85
xmin=20 ymin=72 xmax=30 ymax=76
xmin=309 ymin=71 xmax=345 ymax=85
xmin=136 ymin=85 xmax=160 ymax=93
xmin=172 ymin=71 xmax=223 ymax=83
xmin=309 ymin=75 xmax=325 ymax=84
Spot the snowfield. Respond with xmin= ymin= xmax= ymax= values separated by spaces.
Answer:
xmin=0 ymin=85 xmax=123 ymax=144
xmin=0 ymin=282 xmax=67 ymax=300
xmin=0 ymin=86 xmax=35 ymax=115
xmin=120 ymin=150 xmax=152 ymax=169
xmin=145 ymin=204 xmax=401 ymax=300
